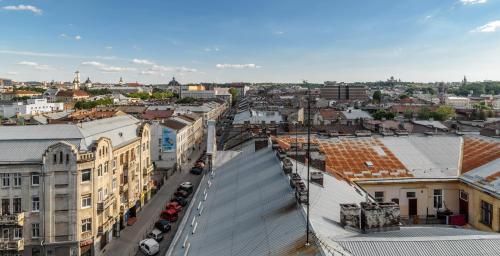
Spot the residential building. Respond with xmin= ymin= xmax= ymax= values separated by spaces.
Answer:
xmin=1 ymin=90 xmax=42 ymax=101
xmin=151 ymin=114 xmax=203 ymax=171
xmin=445 ymin=96 xmax=471 ymax=109
xmin=0 ymin=115 xmax=153 ymax=256
xmin=55 ymin=89 xmax=90 ymax=103
xmin=233 ymin=109 xmax=283 ymax=125
xmin=320 ymin=82 xmax=367 ymax=102
xmin=0 ymin=99 xmax=64 ymax=118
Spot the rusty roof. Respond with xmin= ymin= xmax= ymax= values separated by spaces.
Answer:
xmin=161 ymin=119 xmax=187 ymax=131
xmin=461 ymin=136 xmax=500 ymax=174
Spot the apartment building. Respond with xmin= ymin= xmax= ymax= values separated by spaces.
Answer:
xmin=0 ymin=99 xmax=64 ymax=118
xmin=0 ymin=115 xmax=153 ymax=256
xmin=320 ymin=82 xmax=367 ymax=102
xmin=151 ymin=114 xmax=204 ymax=171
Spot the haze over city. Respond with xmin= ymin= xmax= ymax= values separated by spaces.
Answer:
xmin=2 ymin=0 xmax=500 ymax=83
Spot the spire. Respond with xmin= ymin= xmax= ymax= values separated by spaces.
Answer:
xmin=72 ymin=70 xmax=81 ymax=90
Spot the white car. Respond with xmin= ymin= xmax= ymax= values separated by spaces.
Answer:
xmin=139 ymin=238 xmax=159 ymax=255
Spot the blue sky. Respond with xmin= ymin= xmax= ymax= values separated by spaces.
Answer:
xmin=1 ymin=0 xmax=500 ymax=83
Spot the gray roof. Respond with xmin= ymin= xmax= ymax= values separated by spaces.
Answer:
xmin=0 ymin=115 xmax=141 ymax=163
xmin=380 ymin=136 xmax=462 ymax=178
xmin=168 ymin=145 xmax=315 ymax=256
xmin=291 ymin=160 xmax=500 ymax=256
xmin=461 ymin=158 xmax=500 ymax=198
xmin=341 ymin=108 xmax=372 ymax=120
xmin=233 ymin=109 xmax=283 ymax=124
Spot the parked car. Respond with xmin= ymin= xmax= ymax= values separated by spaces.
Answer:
xmin=147 ymin=229 xmax=163 ymax=242
xmin=155 ymin=219 xmax=171 ymax=232
xmin=178 ymin=182 xmax=193 ymax=194
xmin=190 ymin=167 xmax=203 ymax=175
xmin=139 ymin=238 xmax=159 ymax=255
xmin=174 ymin=190 xmax=189 ymax=198
xmin=166 ymin=201 xmax=182 ymax=212
xmin=160 ymin=209 xmax=178 ymax=222
xmin=171 ymin=196 xmax=188 ymax=207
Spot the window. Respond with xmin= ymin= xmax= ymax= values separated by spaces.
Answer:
xmin=32 ymin=197 xmax=40 ymax=212
xmin=433 ymin=189 xmax=443 ymax=209
xmin=104 ymin=161 xmax=109 ymax=173
xmin=120 ymin=154 xmax=123 ymax=165
xmin=32 ymin=174 xmax=40 ymax=186
xmin=12 ymin=173 xmax=21 ymax=187
xmin=81 ymin=169 xmax=91 ymax=182
xmin=1 ymin=174 xmax=10 ymax=187
xmin=1 ymin=199 xmax=9 ymax=215
xmin=66 ymin=154 xmax=69 ymax=164
xmin=3 ymin=229 xmax=9 ymax=240
xmin=97 ymin=165 xmax=103 ymax=177
xmin=459 ymin=190 xmax=468 ymax=201
xmin=98 ymin=188 xmax=103 ymax=202
xmin=112 ymin=158 xmax=117 ymax=170
xmin=406 ymin=192 xmax=416 ymax=198
xmin=13 ymin=228 xmax=22 ymax=239
xmin=112 ymin=178 xmax=117 ymax=191
xmin=13 ymin=198 xmax=21 ymax=213
xmin=59 ymin=151 xmax=63 ymax=164
xmin=81 ymin=195 xmax=91 ymax=208
xmin=53 ymin=154 xmax=57 ymax=164
xmin=81 ymin=218 xmax=91 ymax=232
xmin=480 ymin=200 xmax=493 ymax=227
xmin=374 ymin=191 xmax=384 ymax=203
xmin=391 ymin=198 xmax=399 ymax=204
xmin=32 ymin=223 xmax=40 ymax=238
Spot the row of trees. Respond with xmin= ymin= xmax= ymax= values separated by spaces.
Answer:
xmin=74 ymin=98 xmax=114 ymax=109
xmin=372 ymin=106 xmax=456 ymax=121
xmin=451 ymin=82 xmax=500 ymax=96
xmin=127 ymin=91 xmax=175 ymax=100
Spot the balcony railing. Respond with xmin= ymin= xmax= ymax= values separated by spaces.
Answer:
xmin=97 ymin=194 xmax=115 ymax=211
xmin=77 ymin=153 xmax=94 ymax=163
xmin=143 ymin=165 xmax=154 ymax=176
xmin=0 ymin=212 xmax=24 ymax=226
xmin=0 ymin=238 xmax=24 ymax=251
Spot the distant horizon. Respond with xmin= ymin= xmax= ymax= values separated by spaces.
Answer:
xmin=2 ymin=1 xmax=500 ymax=83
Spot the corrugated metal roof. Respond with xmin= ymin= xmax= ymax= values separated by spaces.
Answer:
xmin=168 ymin=146 xmax=317 ymax=256
xmin=337 ymin=238 xmax=500 ymax=256
xmin=461 ymin=158 xmax=500 ymax=197
xmin=0 ymin=115 xmax=141 ymax=162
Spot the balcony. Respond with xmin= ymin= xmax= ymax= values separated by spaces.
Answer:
xmin=97 ymin=194 xmax=115 ymax=211
xmin=143 ymin=165 xmax=154 ymax=176
xmin=77 ymin=152 xmax=94 ymax=163
xmin=0 ymin=238 xmax=24 ymax=251
xmin=0 ymin=212 xmax=24 ymax=226
xmin=120 ymin=183 xmax=129 ymax=194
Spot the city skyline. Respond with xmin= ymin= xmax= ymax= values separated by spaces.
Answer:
xmin=1 ymin=0 xmax=500 ymax=83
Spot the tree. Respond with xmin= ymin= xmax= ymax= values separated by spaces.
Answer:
xmin=432 ymin=106 xmax=455 ymax=121
xmin=399 ymin=94 xmax=409 ymax=99
xmin=418 ymin=107 xmax=433 ymax=120
xmin=372 ymin=90 xmax=382 ymax=104
xmin=403 ymin=109 xmax=414 ymax=119
xmin=75 ymin=98 xmax=114 ymax=109
xmin=229 ymin=88 xmax=239 ymax=105
xmin=372 ymin=109 xmax=395 ymax=120
xmin=176 ymin=97 xmax=196 ymax=104
xmin=127 ymin=92 xmax=151 ymax=100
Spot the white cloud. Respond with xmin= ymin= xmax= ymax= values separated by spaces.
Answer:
xmin=0 ymin=49 xmax=121 ymax=60
xmin=6 ymin=71 xmax=18 ymax=75
xmin=140 ymin=70 xmax=157 ymax=75
xmin=75 ymin=35 xmax=82 ymax=40
xmin=215 ymin=63 xmax=261 ymax=69
xmin=471 ymin=20 xmax=500 ymax=33
xmin=204 ymin=47 xmax=220 ymax=52
xmin=82 ymin=61 xmax=136 ymax=73
xmin=106 ymin=46 xmax=113 ymax=50
xmin=59 ymin=33 xmax=68 ymax=38
xmin=2 ymin=5 xmax=42 ymax=14
xmin=17 ymin=61 xmax=53 ymax=70
xmin=132 ymin=58 xmax=155 ymax=65
xmin=151 ymin=64 xmax=197 ymax=73
xmin=460 ymin=0 xmax=487 ymax=5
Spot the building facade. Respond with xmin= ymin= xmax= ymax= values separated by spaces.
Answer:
xmin=0 ymin=115 xmax=153 ymax=256
xmin=0 ymin=99 xmax=64 ymax=118
xmin=320 ymin=82 xmax=367 ymax=101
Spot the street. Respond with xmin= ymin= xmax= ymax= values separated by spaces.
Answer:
xmin=103 ymin=143 xmax=205 ymax=256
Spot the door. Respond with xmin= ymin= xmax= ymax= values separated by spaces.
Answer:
xmin=459 ymin=199 xmax=468 ymax=221
xmin=409 ymin=198 xmax=418 ymax=216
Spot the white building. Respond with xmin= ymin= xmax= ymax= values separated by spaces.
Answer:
xmin=445 ymin=96 xmax=470 ymax=109
xmin=0 ymin=98 xmax=64 ymax=118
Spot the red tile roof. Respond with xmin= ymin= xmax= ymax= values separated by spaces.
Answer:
xmin=461 ymin=137 xmax=500 ymax=174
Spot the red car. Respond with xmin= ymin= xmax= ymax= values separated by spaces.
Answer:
xmin=159 ymin=209 xmax=178 ymax=222
xmin=166 ymin=201 xmax=182 ymax=212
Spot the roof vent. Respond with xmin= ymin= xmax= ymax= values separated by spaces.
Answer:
xmin=118 ymin=132 xmax=123 ymax=137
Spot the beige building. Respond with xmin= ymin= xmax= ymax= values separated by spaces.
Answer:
xmin=0 ymin=115 xmax=153 ymax=256
xmin=151 ymin=114 xmax=204 ymax=171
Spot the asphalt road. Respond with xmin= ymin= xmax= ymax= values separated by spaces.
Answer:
xmin=104 ymin=144 xmax=205 ymax=256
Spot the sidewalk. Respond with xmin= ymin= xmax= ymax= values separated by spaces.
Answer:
xmin=104 ymin=141 xmax=206 ymax=256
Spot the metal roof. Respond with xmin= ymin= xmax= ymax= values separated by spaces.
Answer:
xmin=168 ymin=145 xmax=316 ymax=256
xmin=461 ymin=158 xmax=500 ymax=198
xmin=0 ymin=115 xmax=141 ymax=163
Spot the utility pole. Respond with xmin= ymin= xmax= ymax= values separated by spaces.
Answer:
xmin=295 ymin=121 xmax=298 ymax=174
xmin=305 ymin=80 xmax=311 ymax=246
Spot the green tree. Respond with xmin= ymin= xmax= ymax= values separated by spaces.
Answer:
xmin=403 ymin=109 xmax=414 ymax=119
xmin=418 ymin=107 xmax=433 ymax=120
xmin=75 ymin=98 xmax=114 ymax=109
xmin=432 ymin=106 xmax=455 ymax=121
xmin=372 ymin=109 xmax=395 ymax=120
xmin=176 ymin=97 xmax=196 ymax=104
xmin=229 ymin=88 xmax=239 ymax=105
xmin=399 ymin=94 xmax=409 ymax=99
xmin=127 ymin=92 xmax=151 ymax=100
xmin=372 ymin=90 xmax=382 ymax=103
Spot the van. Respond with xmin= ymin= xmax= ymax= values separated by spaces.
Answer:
xmin=148 ymin=229 xmax=164 ymax=242
xmin=139 ymin=238 xmax=160 ymax=255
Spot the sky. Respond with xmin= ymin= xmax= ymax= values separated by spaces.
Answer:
xmin=1 ymin=0 xmax=500 ymax=84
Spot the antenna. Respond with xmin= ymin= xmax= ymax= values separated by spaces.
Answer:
xmin=305 ymin=80 xmax=311 ymax=246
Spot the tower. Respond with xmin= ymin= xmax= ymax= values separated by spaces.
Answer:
xmin=72 ymin=71 xmax=81 ymax=90
xmin=119 ymin=77 xmax=124 ymax=85
xmin=462 ymin=75 xmax=467 ymax=86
